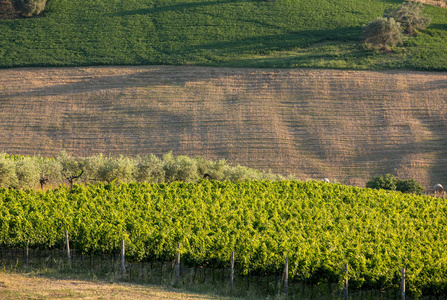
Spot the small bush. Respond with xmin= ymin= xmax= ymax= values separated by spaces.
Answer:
xmin=366 ymin=174 xmax=424 ymax=194
xmin=396 ymin=178 xmax=424 ymax=195
xmin=362 ymin=17 xmax=404 ymax=51
xmin=81 ymin=154 xmax=106 ymax=183
xmin=162 ymin=153 xmax=200 ymax=183
xmin=11 ymin=0 xmax=47 ymax=17
xmin=366 ymin=174 xmax=398 ymax=191
xmin=383 ymin=1 xmax=431 ymax=36
xmin=195 ymin=156 xmax=227 ymax=181
xmin=0 ymin=0 xmax=19 ymax=19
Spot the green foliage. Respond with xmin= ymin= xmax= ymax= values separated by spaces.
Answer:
xmin=383 ymin=1 xmax=431 ymax=36
xmin=396 ymin=178 xmax=425 ymax=195
xmin=366 ymin=174 xmax=398 ymax=190
xmin=11 ymin=0 xmax=47 ymax=17
xmin=362 ymin=17 xmax=404 ymax=51
xmin=0 ymin=153 xmax=40 ymax=189
xmin=55 ymin=151 xmax=83 ymax=180
xmin=0 ymin=0 xmax=446 ymax=70
xmin=0 ymin=154 xmax=17 ymax=188
xmin=37 ymin=156 xmax=63 ymax=185
xmin=163 ymin=153 xmax=200 ymax=183
xmin=134 ymin=154 xmax=165 ymax=183
xmin=13 ymin=157 xmax=40 ymax=189
xmin=362 ymin=1 xmax=432 ymax=52
xmin=96 ymin=155 xmax=135 ymax=184
xmin=195 ymin=156 xmax=226 ymax=181
xmin=366 ymin=174 xmax=424 ymax=194
xmin=0 ymin=181 xmax=445 ymax=297
xmin=80 ymin=154 xmax=105 ymax=184
xmin=0 ymin=152 xmax=288 ymax=189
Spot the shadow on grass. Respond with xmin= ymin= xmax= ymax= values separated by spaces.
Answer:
xmin=185 ymin=26 xmax=363 ymax=55
xmin=429 ymin=23 xmax=447 ymax=31
xmin=115 ymin=0 xmax=251 ymax=17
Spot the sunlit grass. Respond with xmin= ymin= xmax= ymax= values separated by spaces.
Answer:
xmin=0 ymin=0 xmax=446 ymax=70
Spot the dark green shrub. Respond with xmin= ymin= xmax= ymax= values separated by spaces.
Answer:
xmin=383 ymin=1 xmax=431 ymax=36
xmin=0 ymin=0 xmax=18 ymax=19
xmin=11 ymin=0 xmax=47 ymax=17
xmin=396 ymin=178 xmax=424 ymax=195
xmin=367 ymin=174 xmax=424 ymax=194
xmin=362 ymin=17 xmax=404 ymax=51
xmin=366 ymin=174 xmax=398 ymax=191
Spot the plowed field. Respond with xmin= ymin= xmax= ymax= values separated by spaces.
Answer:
xmin=1 ymin=66 xmax=446 ymax=188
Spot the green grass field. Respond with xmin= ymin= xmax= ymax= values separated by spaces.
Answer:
xmin=1 ymin=0 xmax=446 ymax=70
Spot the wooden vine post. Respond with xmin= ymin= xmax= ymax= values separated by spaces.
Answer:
xmin=176 ymin=242 xmax=181 ymax=281
xmin=26 ymin=243 xmax=29 ymax=270
xmin=344 ymin=264 xmax=349 ymax=300
xmin=401 ymin=268 xmax=405 ymax=300
xmin=121 ymin=239 xmax=125 ymax=276
xmin=230 ymin=251 xmax=235 ymax=289
xmin=65 ymin=230 xmax=71 ymax=269
xmin=284 ymin=257 xmax=289 ymax=298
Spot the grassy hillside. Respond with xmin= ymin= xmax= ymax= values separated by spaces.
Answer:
xmin=0 ymin=0 xmax=446 ymax=70
xmin=1 ymin=66 xmax=446 ymax=188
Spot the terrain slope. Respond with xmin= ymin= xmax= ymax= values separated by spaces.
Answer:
xmin=1 ymin=66 xmax=446 ymax=188
xmin=1 ymin=0 xmax=446 ymax=70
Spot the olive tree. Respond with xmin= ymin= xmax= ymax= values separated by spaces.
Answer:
xmin=162 ymin=153 xmax=200 ymax=183
xmin=134 ymin=154 xmax=165 ymax=183
xmin=11 ymin=0 xmax=47 ymax=17
xmin=36 ymin=156 xmax=63 ymax=189
xmin=14 ymin=157 xmax=40 ymax=189
xmin=96 ymin=155 xmax=135 ymax=184
xmin=362 ymin=17 xmax=404 ymax=51
xmin=383 ymin=1 xmax=431 ymax=36
xmin=0 ymin=154 xmax=17 ymax=188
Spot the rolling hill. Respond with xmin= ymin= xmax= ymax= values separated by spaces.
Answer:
xmin=1 ymin=65 xmax=446 ymax=188
xmin=0 ymin=0 xmax=446 ymax=70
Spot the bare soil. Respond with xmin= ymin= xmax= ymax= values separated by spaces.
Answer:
xmin=1 ymin=66 xmax=446 ymax=188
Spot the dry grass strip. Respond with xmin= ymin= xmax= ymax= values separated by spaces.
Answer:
xmin=0 ymin=271 xmax=225 ymax=300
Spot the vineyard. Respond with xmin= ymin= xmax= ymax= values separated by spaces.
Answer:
xmin=1 ymin=181 xmax=447 ymax=298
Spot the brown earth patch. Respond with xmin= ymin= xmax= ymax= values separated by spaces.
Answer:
xmin=0 ymin=66 xmax=446 ymax=188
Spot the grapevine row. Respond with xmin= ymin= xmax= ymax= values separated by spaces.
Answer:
xmin=0 ymin=180 xmax=446 ymax=297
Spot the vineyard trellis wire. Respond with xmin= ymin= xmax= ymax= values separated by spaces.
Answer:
xmin=1 ymin=181 xmax=447 ymax=299
xmin=0 ymin=238 xmax=430 ymax=300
